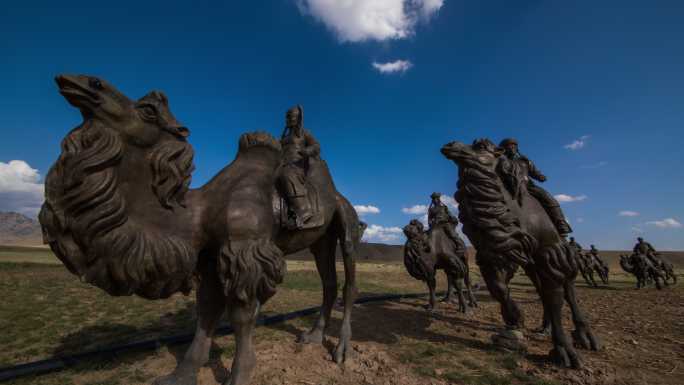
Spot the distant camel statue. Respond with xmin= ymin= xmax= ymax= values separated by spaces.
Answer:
xmin=619 ymin=254 xmax=664 ymax=289
xmin=402 ymin=219 xmax=477 ymax=313
xmin=441 ymin=138 xmax=600 ymax=369
xmin=578 ymin=254 xmax=608 ymax=287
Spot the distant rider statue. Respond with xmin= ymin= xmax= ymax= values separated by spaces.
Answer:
xmin=280 ymin=105 xmax=320 ymax=229
xmin=589 ymin=244 xmax=607 ymax=269
xmin=568 ymin=237 xmax=583 ymax=254
xmin=633 ymin=237 xmax=662 ymax=266
xmin=498 ymin=138 xmax=572 ymax=237
xmin=428 ymin=192 xmax=465 ymax=252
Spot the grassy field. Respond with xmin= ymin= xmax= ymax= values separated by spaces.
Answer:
xmin=1 ymin=246 xmax=682 ymax=385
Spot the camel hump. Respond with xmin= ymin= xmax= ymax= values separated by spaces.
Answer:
xmin=238 ymin=131 xmax=282 ymax=154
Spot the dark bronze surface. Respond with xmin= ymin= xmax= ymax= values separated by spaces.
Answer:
xmin=441 ymin=138 xmax=601 ymax=369
xmin=39 ymin=75 xmax=364 ymax=385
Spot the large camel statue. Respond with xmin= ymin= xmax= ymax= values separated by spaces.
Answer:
xmin=441 ymin=138 xmax=600 ymax=368
xmin=39 ymin=75 xmax=363 ymax=385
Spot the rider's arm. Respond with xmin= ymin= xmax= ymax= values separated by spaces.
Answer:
xmin=527 ymin=159 xmax=547 ymax=182
xmin=301 ymin=131 xmax=320 ymax=157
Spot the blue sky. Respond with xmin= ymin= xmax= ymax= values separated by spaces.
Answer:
xmin=1 ymin=0 xmax=683 ymax=249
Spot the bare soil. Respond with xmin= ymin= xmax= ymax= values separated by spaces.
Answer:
xmin=1 ymin=260 xmax=682 ymax=385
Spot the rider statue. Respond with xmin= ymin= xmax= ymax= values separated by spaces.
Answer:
xmin=633 ymin=237 xmax=660 ymax=265
xmin=568 ymin=237 xmax=583 ymax=254
xmin=589 ymin=244 xmax=607 ymax=269
xmin=498 ymin=138 xmax=572 ymax=237
xmin=427 ymin=192 xmax=464 ymax=249
xmin=280 ymin=105 xmax=320 ymax=229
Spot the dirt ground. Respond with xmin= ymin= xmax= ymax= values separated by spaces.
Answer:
xmin=2 ymin=259 xmax=683 ymax=385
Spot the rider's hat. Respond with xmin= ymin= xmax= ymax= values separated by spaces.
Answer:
xmin=499 ymin=138 xmax=518 ymax=147
xmin=430 ymin=192 xmax=441 ymax=199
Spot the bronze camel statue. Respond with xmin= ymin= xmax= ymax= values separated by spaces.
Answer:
xmin=402 ymin=219 xmax=477 ymax=313
xmin=577 ymin=253 xmax=609 ymax=287
xmin=441 ymin=138 xmax=600 ymax=368
xmin=39 ymin=75 xmax=363 ymax=385
xmin=619 ymin=253 xmax=664 ymax=289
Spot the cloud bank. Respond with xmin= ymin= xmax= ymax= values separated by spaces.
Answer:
xmin=0 ymin=160 xmax=44 ymax=217
xmin=297 ymin=0 xmax=444 ymax=42
xmin=354 ymin=204 xmax=381 ymax=215
xmin=619 ymin=210 xmax=639 ymax=217
xmin=554 ymin=194 xmax=587 ymax=203
xmin=362 ymin=224 xmax=403 ymax=242
xmin=372 ymin=60 xmax=413 ymax=74
xmin=564 ymin=135 xmax=590 ymax=151
xmin=645 ymin=218 xmax=682 ymax=229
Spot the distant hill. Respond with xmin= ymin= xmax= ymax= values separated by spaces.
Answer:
xmin=0 ymin=212 xmax=43 ymax=246
xmin=286 ymin=242 xmax=406 ymax=262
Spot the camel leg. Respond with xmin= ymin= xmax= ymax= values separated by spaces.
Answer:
xmin=588 ymin=269 xmax=597 ymax=287
xmin=441 ymin=272 xmax=455 ymax=303
xmin=452 ymin=275 xmax=467 ymax=313
xmin=523 ymin=266 xmax=550 ymax=335
xmin=226 ymin=299 xmax=259 ymax=385
xmin=464 ymin=264 xmax=478 ymax=307
xmin=298 ymin=233 xmax=338 ymax=345
xmin=654 ymin=271 xmax=663 ymax=290
xmin=426 ymin=275 xmax=437 ymax=311
xmin=564 ymin=282 xmax=601 ymax=351
xmin=480 ymin=261 xmax=524 ymax=329
xmin=153 ymin=260 xmax=226 ymax=385
xmin=335 ymin=230 xmax=358 ymax=364
xmin=541 ymin=281 xmax=582 ymax=368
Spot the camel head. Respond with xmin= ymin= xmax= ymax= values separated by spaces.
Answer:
xmin=56 ymin=74 xmax=189 ymax=147
xmin=441 ymin=138 xmax=503 ymax=170
xmin=41 ymin=75 xmax=197 ymax=299
xmin=54 ymin=74 xmax=194 ymax=209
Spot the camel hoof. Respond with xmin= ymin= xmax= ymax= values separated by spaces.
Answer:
xmin=533 ymin=326 xmax=551 ymax=336
xmin=549 ymin=346 xmax=582 ymax=369
xmin=153 ymin=369 xmax=197 ymax=385
xmin=297 ymin=329 xmax=323 ymax=345
xmin=333 ymin=340 xmax=349 ymax=364
xmin=572 ymin=329 xmax=601 ymax=351
xmin=491 ymin=330 xmax=527 ymax=352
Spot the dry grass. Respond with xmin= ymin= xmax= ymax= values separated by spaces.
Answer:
xmin=1 ymin=251 xmax=682 ymax=385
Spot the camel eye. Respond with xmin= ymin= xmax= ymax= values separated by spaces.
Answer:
xmin=137 ymin=104 xmax=157 ymax=120
xmin=89 ymin=78 xmax=103 ymax=90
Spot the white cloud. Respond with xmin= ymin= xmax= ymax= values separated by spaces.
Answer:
xmin=372 ymin=59 xmax=413 ymax=74
xmin=0 ymin=160 xmax=45 ymax=217
xmin=619 ymin=210 xmax=640 ymax=217
xmin=439 ymin=195 xmax=458 ymax=210
xmin=362 ymin=224 xmax=403 ymax=243
xmin=554 ymin=194 xmax=587 ymax=203
xmin=631 ymin=226 xmax=643 ymax=233
xmin=581 ymin=161 xmax=607 ymax=169
xmin=402 ymin=204 xmax=428 ymax=215
xmin=296 ymin=0 xmax=444 ymax=43
xmin=354 ymin=204 xmax=380 ymax=215
xmin=564 ymin=135 xmax=590 ymax=151
xmin=402 ymin=195 xmax=457 ymax=215
xmin=645 ymin=218 xmax=682 ymax=229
